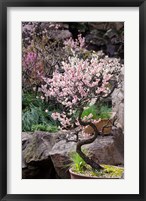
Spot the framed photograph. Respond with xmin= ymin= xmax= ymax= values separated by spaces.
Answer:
xmin=0 ymin=0 xmax=145 ymax=200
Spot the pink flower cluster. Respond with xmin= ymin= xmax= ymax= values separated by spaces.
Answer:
xmin=51 ymin=112 xmax=71 ymax=128
xmin=64 ymin=34 xmax=85 ymax=50
xmin=41 ymin=52 xmax=123 ymax=129
xmin=25 ymin=52 xmax=37 ymax=66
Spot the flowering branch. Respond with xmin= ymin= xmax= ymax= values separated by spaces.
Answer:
xmin=41 ymin=35 xmax=123 ymax=170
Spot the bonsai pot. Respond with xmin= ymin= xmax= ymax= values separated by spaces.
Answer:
xmin=69 ymin=165 xmax=123 ymax=179
xmin=69 ymin=168 xmax=100 ymax=179
xmin=84 ymin=112 xmax=116 ymax=135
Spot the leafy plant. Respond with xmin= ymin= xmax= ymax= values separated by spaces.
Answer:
xmin=22 ymin=104 xmax=59 ymax=132
xmin=22 ymin=106 xmax=41 ymax=131
xmin=22 ymin=91 xmax=63 ymax=132
xmin=96 ymin=104 xmax=112 ymax=119
xmin=81 ymin=105 xmax=99 ymax=120
xmin=22 ymin=92 xmax=42 ymax=110
xmin=31 ymin=124 xmax=58 ymax=132
xmin=81 ymin=104 xmax=112 ymax=120
xmin=69 ymin=152 xmax=86 ymax=173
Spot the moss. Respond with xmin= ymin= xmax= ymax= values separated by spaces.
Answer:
xmin=91 ymin=164 xmax=124 ymax=178
xmin=72 ymin=164 xmax=124 ymax=178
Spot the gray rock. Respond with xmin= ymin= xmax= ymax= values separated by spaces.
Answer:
xmin=22 ymin=132 xmax=57 ymax=179
xmin=50 ymin=140 xmax=76 ymax=179
xmin=22 ymin=132 xmax=33 ymax=150
xmin=112 ymin=67 xmax=124 ymax=130
xmin=22 ymin=132 xmax=33 ymax=168
xmin=23 ymin=131 xmax=56 ymax=164
xmin=88 ymin=22 xmax=123 ymax=31
xmin=86 ymin=128 xmax=124 ymax=165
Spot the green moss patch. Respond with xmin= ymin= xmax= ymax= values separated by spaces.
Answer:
xmin=72 ymin=164 xmax=124 ymax=179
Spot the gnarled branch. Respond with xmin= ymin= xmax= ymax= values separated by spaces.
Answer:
xmin=76 ymin=107 xmax=103 ymax=170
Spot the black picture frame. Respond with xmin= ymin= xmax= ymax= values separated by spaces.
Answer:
xmin=0 ymin=0 xmax=145 ymax=200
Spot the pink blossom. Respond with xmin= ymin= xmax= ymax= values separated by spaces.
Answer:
xmin=41 ymin=49 xmax=123 ymax=129
xmin=51 ymin=112 xmax=60 ymax=120
xmin=40 ymin=96 xmax=45 ymax=100
xmin=25 ymin=52 xmax=37 ymax=65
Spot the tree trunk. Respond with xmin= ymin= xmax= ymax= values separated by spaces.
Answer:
xmin=76 ymin=108 xmax=103 ymax=171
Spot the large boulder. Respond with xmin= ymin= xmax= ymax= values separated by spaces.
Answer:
xmin=86 ymin=128 xmax=124 ymax=165
xmin=22 ymin=131 xmax=57 ymax=179
xmin=22 ymin=132 xmax=33 ymax=169
xmin=50 ymin=140 xmax=76 ymax=179
xmin=85 ymin=22 xmax=124 ymax=58
xmin=23 ymin=131 xmax=56 ymax=164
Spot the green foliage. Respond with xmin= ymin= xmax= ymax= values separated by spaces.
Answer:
xmin=22 ymin=92 xmax=47 ymax=111
xmin=97 ymin=105 xmax=112 ymax=119
xmin=22 ymin=92 xmax=61 ymax=132
xmin=22 ymin=106 xmax=41 ymax=131
xmin=22 ymin=104 xmax=58 ymax=132
xmin=81 ymin=104 xmax=112 ymax=120
xmin=22 ymin=92 xmax=41 ymax=110
xmin=81 ymin=105 xmax=98 ymax=119
xmin=31 ymin=124 xmax=58 ymax=132
xmin=69 ymin=152 xmax=86 ymax=173
xmin=22 ymin=92 xmax=62 ymax=112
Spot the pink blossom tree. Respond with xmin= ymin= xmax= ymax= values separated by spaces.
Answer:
xmin=41 ymin=38 xmax=123 ymax=170
xmin=22 ymin=22 xmax=69 ymax=93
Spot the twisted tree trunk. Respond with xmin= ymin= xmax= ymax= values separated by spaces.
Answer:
xmin=76 ymin=107 xmax=103 ymax=170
